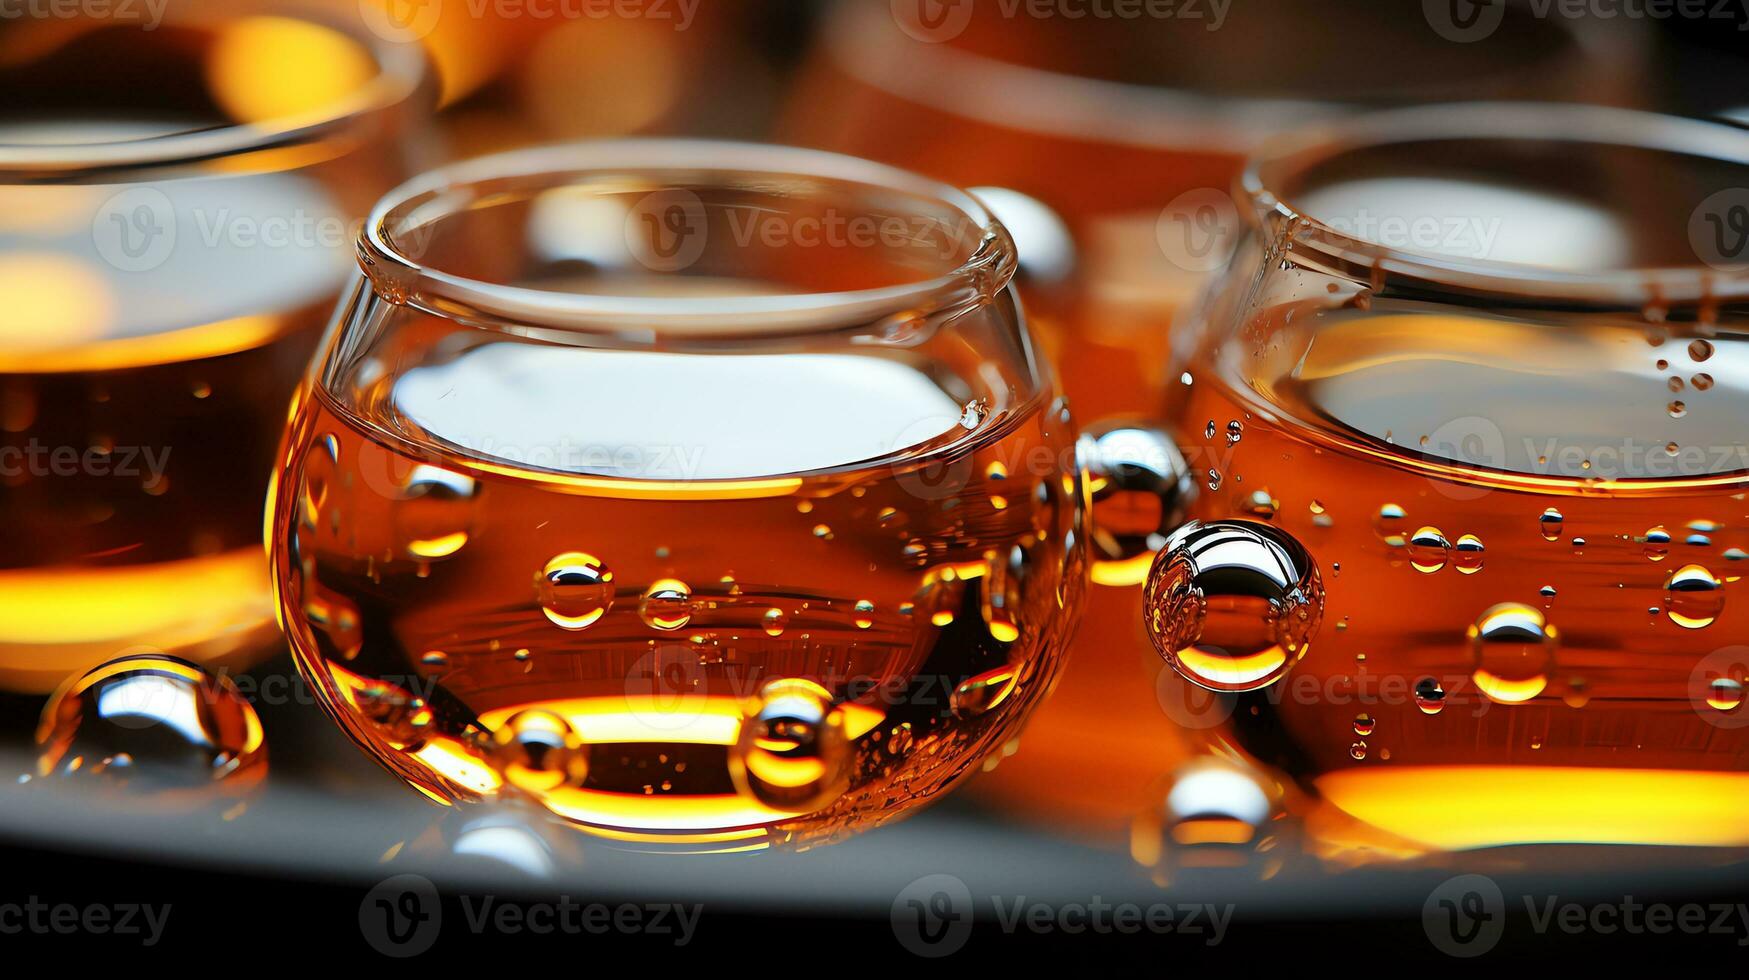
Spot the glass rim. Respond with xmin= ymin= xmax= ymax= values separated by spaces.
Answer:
xmin=1242 ymin=102 xmax=1749 ymax=304
xmin=824 ymin=0 xmax=1607 ymax=154
xmin=358 ymin=139 xmax=1018 ymax=338
xmin=0 ymin=4 xmax=432 ymax=181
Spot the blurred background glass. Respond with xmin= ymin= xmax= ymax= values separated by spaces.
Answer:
xmin=0 ymin=2 xmax=433 ymax=694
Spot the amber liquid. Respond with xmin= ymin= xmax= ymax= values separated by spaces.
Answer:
xmin=1171 ymin=302 xmax=1749 ymax=854
xmin=271 ymin=330 xmax=1083 ymax=851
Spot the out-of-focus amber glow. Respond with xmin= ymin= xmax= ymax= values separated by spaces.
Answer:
xmin=207 ymin=16 xmax=376 ymax=125
xmin=1318 ymin=767 xmax=1749 ymax=849
xmin=0 ymin=547 xmax=278 ymax=693
xmin=0 ymin=313 xmax=289 ymax=372
xmin=516 ymin=19 xmax=682 ymax=137
xmin=0 ymin=253 xmax=112 ymax=352
xmin=412 ymin=737 xmax=504 ymax=794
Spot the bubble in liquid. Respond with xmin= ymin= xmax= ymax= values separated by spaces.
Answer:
xmin=1539 ymin=508 xmax=1564 ymax=540
xmin=1407 ymin=526 xmax=1450 ymax=573
xmin=729 ymin=678 xmax=849 ymax=812
xmin=1644 ymin=527 xmax=1671 ymax=562
xmin=488 ymin=709 xmax=589 ymax=793
xmin=1077 ymin=420 xmax=1196 ymax=585
xmin=1669 ymin=400 xmax=1688 ymax=419
xmin=1693 ymin=373 xmax=1715 ymax=391
xmin=1664 ymin=564 xmax=1724 ymax=629
xmin=1131 ymin=758 xmax=1277 ymax=879
xmin=762 ymin=608 xmax=789 ymax=637
xmin=394 ymin=464 xmax=478 ymax=559
xmin=1468 ymin=602 xmax=1557 ymax=703
xmin=1453 ymin=533 xmax=1485 ymax=574
xmin=1143 ymin=520 xmax=1324 ymax=692
xmin=536 ymin=552 xmax=614 ymax=630
xmin=1225 ymin=420 xmax=1243 ymax=445
xmin=639 ymin=579 xmax=693 ymax=631
xmin=1414 ymin=677 xmax=1447 ymax=715
xmin=1240 ymin=489 xmax=1279 ymax=520
xmin=1373 ymin=503 xmax=1408 ymax=547
xmin=1353 ymin=713 xmax=1375 ymax=736
xmin=853 ymin=599 xmax=876 ymax=630
xmin=1689 ymin=338 xmax=1715 ymax=362
xmin=951 ymin=664 xmax=1019 ymax=718
xmin=36 ymin=654 xmax=266 ymax=797
xmin=1348 ymin=741 xmax=1367 ymax=761
xmin=1708 ymin=677 xmax=1745 ymax=712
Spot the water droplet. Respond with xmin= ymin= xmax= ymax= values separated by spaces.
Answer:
xmin=1374 ymin=503 xmax=1407 ymax=547
xmin=812 ymin=523 xmax=834 ymax=540
xmin=1348 ymin=741 xmax=1367 ymax=760
xmin=1453 ymin=533 xmax=1485 ymax=574
xmin=1144 ymin=520 xmax=1324 ymax=692
xmin=1206 ymin=469 xmax=1222 ymax=492
xmin=1539 ymin=507 xmax=1564 ymax=540
xmin=1079 ymin=421 xmax=1195 ymax=584
xmin=1644 ymin=527 xmax=1671 ymax=562
xmin=489 ymin=709 xmax=588 ymax=793
xmin=959 ymin=398 xmax=988 ymax=429
xmin=1468 ymin=602 xmax=1557 ymax=703
xmin=536 ymin=552 xmax=614 ymax=630
xmin=1664 ymin=564 xmax=1723 ymax=629
xmin=1225 ymin=420 xmax=1243 ymax=445
xmin=1689 ymin=338 xmax=1715 ymax=362
xmin=1407 ymin=526 xmax=1450 ymax=573
xmin=1131 ymin=759 xmax=1276 ymax=877
xmin=1352 ymin=713 xmax=1375 ymax=736
xmin=394 ymin=464 xmax=478 ymax=560
xmin=420 ymin=650 xmax=450 ymax=669
xmin=729 ymin=678 xmax=849 ymax=812
xmin=1240 ymin=489 xmax=1278 ymax=520
xmin=1693 ymin=373 xmax=1715 ymax=391
xmin=639 ymin=579 xmax=693 ymax=631
xmin=762 ymin=608 xmax=788 ymax=637
xmin=1707 ymin=676 xmax=1744 ymax=712
xmin=1669 ymin=400 xmax=1688 ymax=419
xmin=36 ymin=654 xmax=266 ymax=797
xmin=853 ymin=599 xmax=875 ymax=630
xmin=1414 ymin=677 xmax=1446 ymax=715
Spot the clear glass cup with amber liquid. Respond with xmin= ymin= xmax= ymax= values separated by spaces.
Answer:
xmin=268 ymin=141 xmax=1087 ymax=851
xmin=0 ymin=4 xmax=434 ymax=693
xmin=1146 ymin=104 xmax=1749 ymax=863
xmin=787 ymin=0 xmax=1647 ymax=835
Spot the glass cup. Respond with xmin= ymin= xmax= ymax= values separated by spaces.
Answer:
xmin=0 ymin=3 xmax=434 ymax=693
xmin=785 ymin=0 xmax=1647 ymax=836
xmin=1147 ymin=103 xmax=1749 ymax=864
xmin=268 ymin=141 xmax=1088 ymax=851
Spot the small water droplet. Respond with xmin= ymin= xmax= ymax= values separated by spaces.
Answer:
xmin=1539 ymin=507 xmax=1564 ymax=540
xmin=536 ymin=552 xmax=614 ymax=630
xmin=639 ymin=579 xmax=693 ymax=631
xmin=1664 ymin=564 xmax=1723 ymax=629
